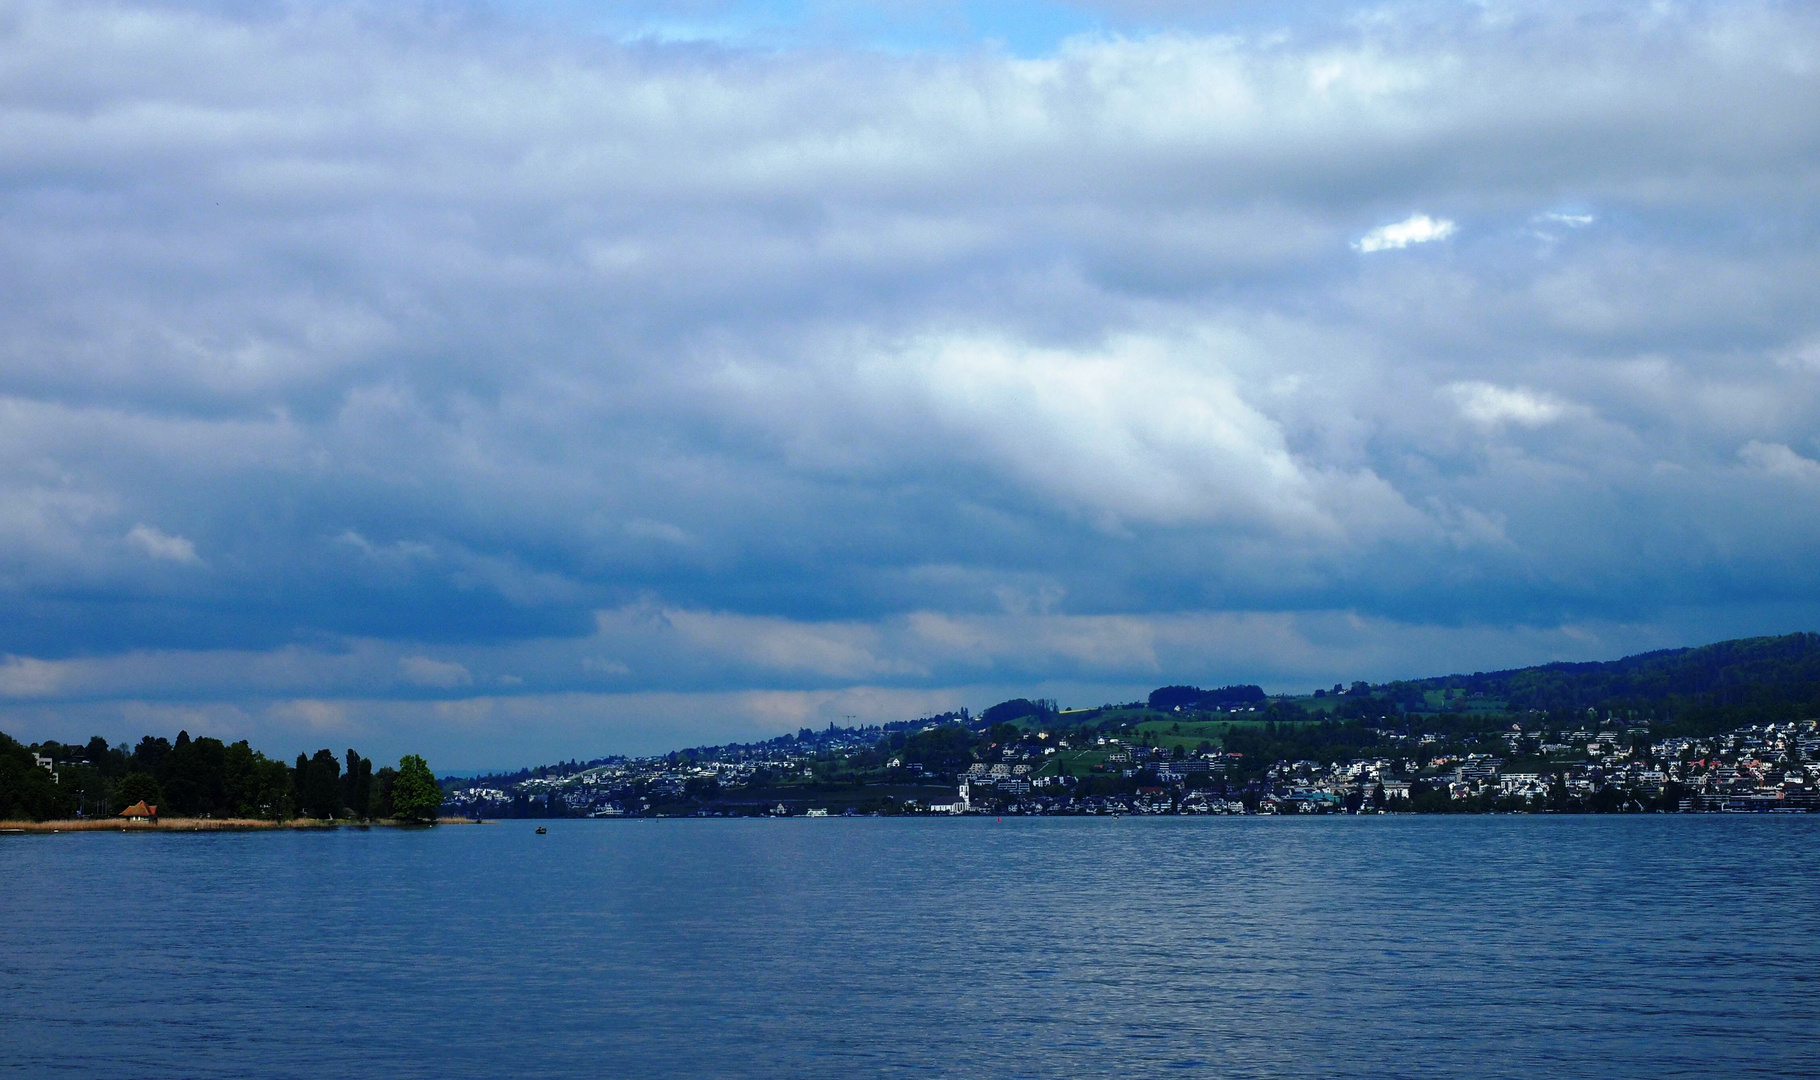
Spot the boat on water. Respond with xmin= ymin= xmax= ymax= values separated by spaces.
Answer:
xmin=535 ymin=826 xmax=547 ymax=834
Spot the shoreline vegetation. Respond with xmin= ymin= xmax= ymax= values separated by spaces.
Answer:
xmin=1 ymin=726 xmax=444 ymax=825
xmin=0 ymin=815 xmax=484 ymax=833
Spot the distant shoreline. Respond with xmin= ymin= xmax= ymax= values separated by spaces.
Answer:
xmin=0 ymin=816 xmax=485 ymax=833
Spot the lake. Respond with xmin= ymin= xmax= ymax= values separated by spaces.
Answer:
xmin=3 ymin=815 xmax=1816 ymax=1079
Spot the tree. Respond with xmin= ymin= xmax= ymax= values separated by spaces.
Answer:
xmin=296 ymin=749 xmax=343 ymax=819
xmin=372 ymin=766 xmax=398 ymax=818
xmin=160 ymin=730 xmax=200 ymax=814
xmin=85 ymin=736 xmax=128 ymax=778
xmin=116 ymin=772 xmax=163 ymax=812
xmin=1148 ymin=686 xmax=1203 ymax=711
xmin=982 ymin=698 xmax=1053 ymax=725
xmin=224 ymin=741 xmax=293 ymax=819
xmin=0 ymin=732 xmax=72 ymax=821
xmin=343 ymin=749 xmax=373 ymax=819
xmin=391 ymin=755 xmax=441 ymax=822
xmin=159 ymin=731 xmax=227 ymax=816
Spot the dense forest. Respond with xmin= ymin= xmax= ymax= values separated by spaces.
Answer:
xmin=0 ymin=728 xmax=442 ymax=824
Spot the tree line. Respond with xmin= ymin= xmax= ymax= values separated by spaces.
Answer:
xmin=0 ymin=727 xmax=442 ymax=823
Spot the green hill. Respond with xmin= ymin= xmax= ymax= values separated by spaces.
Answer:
xmin=1381 ymin=632 xmax=1820 ymax=735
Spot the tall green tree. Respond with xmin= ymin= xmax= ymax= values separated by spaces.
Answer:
xmin=159 ymin=731 xmax=201 ymax=814
xmin=129 ymin=735 xmax=171 ymax=776
xmin=295 ymin=748 xmax=343 ymax=819
xmin=343 ymin=749 xmax=373 ymax=819
xmin=84 ymin=736 xmax=128 ymax=778
xmin=372 ymin=765 xmax=398 ymax=818
xmin=390 ymin=755 xmax=441 ymax=822
xmin=159 ymin=731 xmax=228 ymax=816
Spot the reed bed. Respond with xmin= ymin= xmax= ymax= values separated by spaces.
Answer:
xmin=0 ymin=816 xmax=481 ymax=833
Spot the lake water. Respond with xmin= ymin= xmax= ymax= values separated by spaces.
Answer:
xmin=3 ymin=816 xmax=1817 ymax=1079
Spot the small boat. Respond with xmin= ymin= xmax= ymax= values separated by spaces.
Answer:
xmin=535 ymin=826 xmax=547 ymax=834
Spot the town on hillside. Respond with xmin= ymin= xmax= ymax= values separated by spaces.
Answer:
xmin=443 ymin=709 xmax=1820 ymax=818
xmin=443 ymin=634 xmax=1820 ymax=818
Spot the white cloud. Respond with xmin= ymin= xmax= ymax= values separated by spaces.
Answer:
xmin=0 ymin=655 xmax=68 ymax=696
xmin=1354 ymin=214 xmax=1456 ymax=253
xmin=1740 ymin=440 xmax=1820 ymax=482
xmin=399 ymin=656 xmax=475 ymax=688
xmin=126 ymin=524 xmax=200 ymax=564
xmin=636 ymin=608 xmax=919 ymax=681
xmin=1447 ymin=383 xmax=1569 ymax=427
xmin=869 ymin=332 xmax=1330 ymax=530
xmin=1773 ymin=338 xmax=1820 ymax=372
xmin=268 ymin=698 xmax=351 ymax=732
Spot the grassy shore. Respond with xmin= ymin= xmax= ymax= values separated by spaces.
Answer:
xmin=0 ymin=816 xmax=483 ymax=833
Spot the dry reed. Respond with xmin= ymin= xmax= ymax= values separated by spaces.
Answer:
xmin=0 ymin=816 xmax=483 ymax=833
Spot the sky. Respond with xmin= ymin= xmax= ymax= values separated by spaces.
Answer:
xmin=1 ymin=0 xmax=1818 ymax=770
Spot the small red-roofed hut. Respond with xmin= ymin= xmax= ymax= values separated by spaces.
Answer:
xmin=119 ymin=801 xmax=158 ymax=822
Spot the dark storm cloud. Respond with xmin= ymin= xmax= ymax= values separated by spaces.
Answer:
xmin=1 ymin=0 xmax=1818 ymax=763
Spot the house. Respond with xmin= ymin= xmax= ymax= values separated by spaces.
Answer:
xmin=119 ymin=801 xmax=158 ymax=822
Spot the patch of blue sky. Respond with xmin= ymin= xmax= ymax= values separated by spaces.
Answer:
xmin=490 ymin=0 xmax=1100 ymax=54
xmin=480 ymin=0 xmax=1443 ymax=56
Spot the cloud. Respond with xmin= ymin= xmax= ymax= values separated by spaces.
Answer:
xmin=1447 ymin=383 xmax=1569 ymax=428
xmin=1740 ymin=441 xmax=1820 ymax=482
xmin=1538 ymin=212 xmax=1596 ymax=228
xmin=268 ymin=699 xmax=350 ymax=733
xmin=399 ymin=656 xmax=475 ymax=688
xmin=2 ymin=1 xmax=1820 ymax=762
xmin=0 ymin=655 xmax=67 ymax=696
xmin=857 ymin=331 xmax=1341 ymax=530
xmin=126 ymin=524 xmax=200 ymax=564
xmin=1354 ymin=214 xmax=1457 ymax=253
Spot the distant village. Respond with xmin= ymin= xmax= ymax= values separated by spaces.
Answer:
xmin=443 ymin=680 xmax=1820 ymax=818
